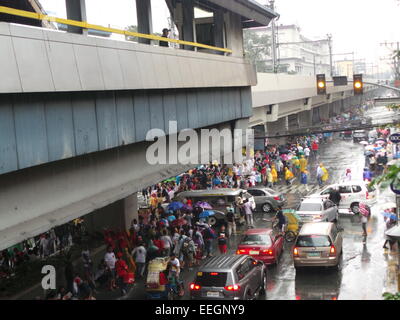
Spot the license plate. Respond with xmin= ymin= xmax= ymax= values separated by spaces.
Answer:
xmin=308 ymin=252 xmax=320 ymax=257
xmin=207 ymin=291 xmax=220 ymax=297
xmin=249 ymin=250 xmax=259 ymax=255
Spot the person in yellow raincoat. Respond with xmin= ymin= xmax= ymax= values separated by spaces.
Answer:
xmin=321 ymin=164 xmax=329 ymax=183
xmin=284 ymin=167 xmax=294 ymax=185
xmin=271 ymin=165 xmax=278 ymax=185
xmin=299 ymin=156 xmax=308 ymax=173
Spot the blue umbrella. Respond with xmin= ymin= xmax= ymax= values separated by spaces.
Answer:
xmin=167 ymin=215 xmax=176 ymax=222
xmin=382 ymin=212 xmax=398 ymax=220
xmin=199 ymin=210 xmax=215 ymax=219
xmin=195 ymin=201 xmax=213 ymax=210
xmin=167 ymin=201 xmax=184 ymax=211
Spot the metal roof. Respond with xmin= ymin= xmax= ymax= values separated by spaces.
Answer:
xmin=203 ymin=0 xmax=278 ymax=28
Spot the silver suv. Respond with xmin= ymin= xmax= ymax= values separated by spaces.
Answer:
xmin=296 ymin=198 xmax=338 ymax=224
xmin=190 ymin=255 xmax=267 ymax=300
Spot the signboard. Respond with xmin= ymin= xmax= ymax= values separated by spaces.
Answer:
xmin=333 ymin=76 xmax=348 ymax=86
xmin=389 ymin=133 xmax=400 ymax=144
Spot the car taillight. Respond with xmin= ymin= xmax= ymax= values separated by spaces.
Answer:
xmin=225 ymin=284 xmax=240 ymax=291
xmin=366 ymin=191 xmax=369 ymax=199
xmin=273 ymin=196 xmax=280 ymax=201
xmin=329 ymin=245 xmax=336 ymax=256
xmin=236 ymin=249 xmax=247 ymax=255
xmin=190 ymin=283 xmax=201 ymax=291
xmin=293 ymin=247 xmax=299 ymax=257
xmin=261 ymin=249 xmax=273 ymax=256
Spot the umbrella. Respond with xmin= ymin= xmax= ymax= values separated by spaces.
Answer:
xmin=170 ymin=218 xmax=187 ymax=227
xmin=388 ymin=160 xmax=399 ymax=166
xmin=374 ymin=147 xmax=383 ymax=151
xmin=376 ymin=140 xmax=386 ymax=145
xmin=359 ymin=141 xmax=368 ymax=145
xmin=199 ymin=210 xmax=215 ymax=219
xmin=380 ymin=202 xmax=397 ymax=210
xmin=365 ymin=151 xmax=374 ymax=157
xmin=382 ymin=212 xmax=398 ymax=220
xmin=167 ymin=215 xmax=176 ymax=222
xmin=167 ymin=201 xmax=184 ymax=211
xmin=376 ymin=138 xmax=386 ymax=142
xmin=385 ymin=225 xmax=400 ymax=240
xmin=195 ymin=201 xmax=213 ymax=210
xmin=182 ymin=204 xmax=193 ymax=211
xmin=365 ymin=146 xmax=375 ymax=151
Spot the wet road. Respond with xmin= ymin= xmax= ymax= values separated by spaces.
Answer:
xmin=129 ymin=105 xmax=399 ymax=301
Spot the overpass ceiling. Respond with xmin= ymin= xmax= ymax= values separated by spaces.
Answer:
xmin=197 ymin=0 xmax=278 ymax=28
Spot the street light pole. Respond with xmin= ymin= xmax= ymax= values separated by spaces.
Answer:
xmin=327 ymin=33 xmax=333 ymax=77
xmin=269 ymin=0 xmax=278 ymax=73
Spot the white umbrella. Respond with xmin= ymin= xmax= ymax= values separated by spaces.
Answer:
xmin=380 ymin=202 xmax=397 ymax=210
xmin=359 ymin=141 xmax=368 ymax=145
xmin=376 ymin=140 xmax=386 ymax=145
xmin=385 ymin=225 xmax=400 ymax=239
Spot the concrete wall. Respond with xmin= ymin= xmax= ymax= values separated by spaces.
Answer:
xmin=0 ymin=22 xmax=256 ymax=94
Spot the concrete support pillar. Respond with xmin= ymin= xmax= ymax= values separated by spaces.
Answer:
xmin=320 ymin=104 xmax=330 ymax=121
xmin=136 ymin=0 xmax=153 ymax=44
xmin=213 ymin=9 xmax=225 ymax=55
xmin=266 ymin=117 xmax=288 ymax=145
xmin=123 ymin=193 xmax=138 ymax=231
xmin=298 ymin=110 xmax=312 ymax=128
xmin=182 ymin=0 xmax=195 ymax=50
xmin=65 ymin=0 xmax=87 ymax=35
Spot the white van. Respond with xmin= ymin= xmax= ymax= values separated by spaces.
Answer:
xmin=309 ymin=180 xmax=377 ymax=214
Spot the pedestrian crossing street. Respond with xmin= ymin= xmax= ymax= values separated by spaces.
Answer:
xmin=273 ymin=183 xmax=324 ymax=196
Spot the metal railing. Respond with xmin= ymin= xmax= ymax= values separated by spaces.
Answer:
xmin=0 ymin=6 xmax=233 ymax=54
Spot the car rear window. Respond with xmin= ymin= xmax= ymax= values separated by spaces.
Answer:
xmin=296 ymin=235 xmax=332 ymax=247
xmin=241 ymin=234 xmax=272 ymax=246
xmin=298 ymin=203 xmax=322 ymax=211
xmin=195 ymin=272 xmax=228 ymax=287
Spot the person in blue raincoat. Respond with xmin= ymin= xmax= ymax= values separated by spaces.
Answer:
xmin=300 ymin=170 xmax=310 ymax=192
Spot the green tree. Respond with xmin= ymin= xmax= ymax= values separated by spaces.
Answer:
xmin=125 ymin=25 xmax=138 ymax=42
xmin=243 ymin=29 xmax=271 ymax=72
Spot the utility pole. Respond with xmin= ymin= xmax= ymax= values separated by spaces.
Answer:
xmin=269 ymin=0 xmax=278 ymax=73
xmin=381 ymin=41 xmax=400 ymax=81
xmin=327 ymin=33 xmax=333 ymax=77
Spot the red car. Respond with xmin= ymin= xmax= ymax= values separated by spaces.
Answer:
xmin=236 ymin=229 xmax=284 ymax=265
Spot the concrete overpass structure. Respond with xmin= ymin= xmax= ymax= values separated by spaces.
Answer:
xmin=0 ymin=0 xmax=277 ymax=250
xmin=250 ymin=73 xmax=381 ymax=144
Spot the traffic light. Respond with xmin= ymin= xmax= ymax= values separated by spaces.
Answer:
xmin=353 ymin=74 xmax=363 ymax=95
xmin=316 ymin=74 xmax=326 ymax=95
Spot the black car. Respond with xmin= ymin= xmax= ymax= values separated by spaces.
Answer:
xmin=190 ymin=255 xmax=267 ymax=300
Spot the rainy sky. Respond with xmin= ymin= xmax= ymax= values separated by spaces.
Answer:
xmin=39 ymin=0 xmax=400 ymax=71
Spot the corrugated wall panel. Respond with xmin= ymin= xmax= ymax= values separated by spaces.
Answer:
xmin=187 ymin=90 xmax=199 ymax=129
xmin=213 ymin=89 xmax=223 ymax=124
xmin=95 ymin=92 xmax=119 ymax=150
xmin=133 ymin=92 xmax=151 ymax=141
xmin=115 ymin=92 xmax=136 ymax=145
xmin=163 ymin=92 xmax=177 ymax=134
xmin=13 ymin=94 xmax=49 ymax=169
xmin=45 ymin=93 xmax=76 ymax=161
xmin=0 ymin=96 xmax=18 ymax=174
xmin=221 ymin=88 xmax=231 ymax=122
xmin=72 ymin=94 xmax=99 ymax=155
xmin=175 ymin=92 xmax=188 ymax=131
xmin=149 ymin=93 xmax=165 ymax=132
xmin=240 ymin=87 xmax=253 ymax=118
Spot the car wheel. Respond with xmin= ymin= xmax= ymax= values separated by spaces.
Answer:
xmin=351 ymin=203 xmax=360 ymax=214
xmin=259 ymin=272 xmax=267 ymax=297
xmin=262 ymin=203 xmax=273 ymax=213
xmin=246 ymin=290 xmax=253 ymax=300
